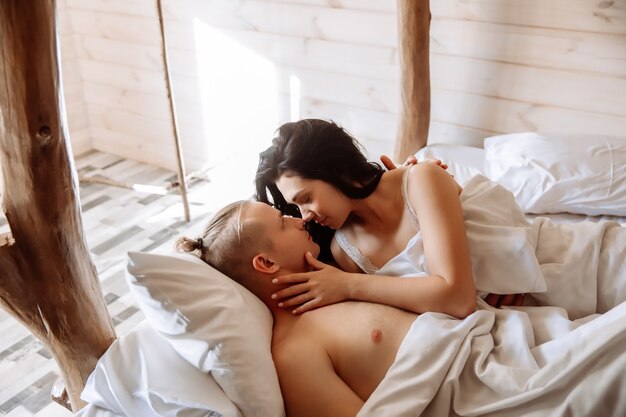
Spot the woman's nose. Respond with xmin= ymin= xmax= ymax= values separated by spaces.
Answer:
xmin=301 ymin=210 xmax=315 ymax=222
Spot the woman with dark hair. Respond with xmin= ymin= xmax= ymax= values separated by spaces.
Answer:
xmin=256 ymin=119 xmax=393 ymax=264
xmin=255 ymin=119 xmax=478 ymax=319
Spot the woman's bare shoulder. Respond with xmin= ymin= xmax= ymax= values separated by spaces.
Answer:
xmin=406 ymin=162 xmax=462 ymax=194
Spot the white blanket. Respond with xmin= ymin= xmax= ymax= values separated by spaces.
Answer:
xmin=358 ymin=300 xmax=626 ymax=417
xmin=466 ymin=175 xmax=626 ymax=319
xmin=360 ymin=176 xmax=626 ymax=415
xmin=379 ymin=175 xmax=626 ymax=319
xmin=527 ymin=216 xmax=626 ymax=318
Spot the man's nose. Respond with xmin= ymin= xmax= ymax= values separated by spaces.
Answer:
xmin=294 ymin=217 xmax=308 ymax=230
xmin=285 ymin=216 xmax=306 ymax=230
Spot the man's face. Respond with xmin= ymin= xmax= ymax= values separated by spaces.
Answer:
xmin=244 ymin=202 xmax=320 ymax=273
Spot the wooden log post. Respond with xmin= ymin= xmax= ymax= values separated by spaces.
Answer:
xmin=0 ymin=0 xmax=116 ymax=411
xmin=395 ymin=0 xmax=431 ymax=161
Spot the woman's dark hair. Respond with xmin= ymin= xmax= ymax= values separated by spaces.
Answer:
xmin=254 ymin=119 xmax=384 ymax=262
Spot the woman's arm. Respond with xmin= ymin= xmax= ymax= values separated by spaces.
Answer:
xmin=335 ymin=163 xmax=475 ymax=318
xmin=356 ymin=162 xmax=476 ymax=318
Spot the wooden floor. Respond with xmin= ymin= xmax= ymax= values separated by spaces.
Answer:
xmin=0 ymin=150 xmax=251 ymax=417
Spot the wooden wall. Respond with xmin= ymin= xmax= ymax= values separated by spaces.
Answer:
xmin=59 ymin=0 xmax=91 ymax=156
xmin=57 ymin=0 xmax=626 ymax=171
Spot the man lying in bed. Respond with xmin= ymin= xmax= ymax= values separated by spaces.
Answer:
xmin=176 ymin=199 xmax=418 ymax=416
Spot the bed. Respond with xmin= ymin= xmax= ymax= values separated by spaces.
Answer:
xmin=73 ymin=132 xmax=626 ymax=417
xmin=2 ymin=1 xmax=625 ymax=415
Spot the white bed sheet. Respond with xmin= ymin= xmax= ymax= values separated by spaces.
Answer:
xmin=74 ymin=405 xmax=122 ymax=417
xmin=74 ymin=321 xmax=242 ymax=417
xmin=358 ymin=300 xmax=626 ymax=417
xmin=527 ymin=211 xmax=626 ymax=227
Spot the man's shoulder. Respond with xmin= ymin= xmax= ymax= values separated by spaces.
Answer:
xmin=273 ymin=330 xmax=315 ymax=358
xmin=272 ymin=324 xmax=328 ymax=368
xmin=271 ymin=320 xmax=364 ymax=416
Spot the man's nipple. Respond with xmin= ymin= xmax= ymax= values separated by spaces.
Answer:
xmin=371 ymin=329 xmax=383 ymax=344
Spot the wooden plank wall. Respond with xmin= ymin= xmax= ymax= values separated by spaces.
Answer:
xmin=58 ymin=0 xmax=626 ymax=171
xmin=59 ymin=0 xmax=91 ymax=156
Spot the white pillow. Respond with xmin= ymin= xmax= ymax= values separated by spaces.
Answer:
xmin=414 ymin=144 xmax=485 ymax=186
xmin=125 ymin=251 xmax=284 ymax=417
xmin=484 ymin=133 xmax=626 ymax=216
xmin=79 ymin=321 xmax=243 ymax=417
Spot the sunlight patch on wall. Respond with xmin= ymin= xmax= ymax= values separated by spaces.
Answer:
xmin=193 ymin=19 xmax=279 ymax=205
xmin=289 ymin=75 xmax=301 ymax=121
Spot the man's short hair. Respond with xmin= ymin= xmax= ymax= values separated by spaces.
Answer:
xmin=176 ymin=200 xmax=271 ymax=286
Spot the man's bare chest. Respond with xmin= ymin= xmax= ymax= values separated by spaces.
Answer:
xmin=299 ymin=301 xmax=416 ymax=400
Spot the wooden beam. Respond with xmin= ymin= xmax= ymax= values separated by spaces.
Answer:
xmin=156 ymin=0 xmax=191 ymax=222
xmin=0 ymin=0 xmax=116 ymax=411
xmin=395 ymin=0 xmax=431 ymax=161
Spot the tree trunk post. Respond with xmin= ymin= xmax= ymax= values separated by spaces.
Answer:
xmin=0 ymin=0 xmax=116 ymax=411
xmin=395 ymin=0 xmax=431 ymax=161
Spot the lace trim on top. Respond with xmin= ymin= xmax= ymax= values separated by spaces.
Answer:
xmin=333 ymin=167 xmax=420 ymax=274
xmin=402 ymin=165 xmax=420 ymax=231
xmin=334 ymin=230 xmax=379 ymax=274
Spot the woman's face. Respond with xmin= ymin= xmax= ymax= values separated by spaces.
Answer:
xmin=276 ymin=172 xmax=351 ymax=230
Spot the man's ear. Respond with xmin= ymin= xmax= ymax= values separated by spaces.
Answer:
xmin=252 ymin=254 xmax=280 ymax=274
